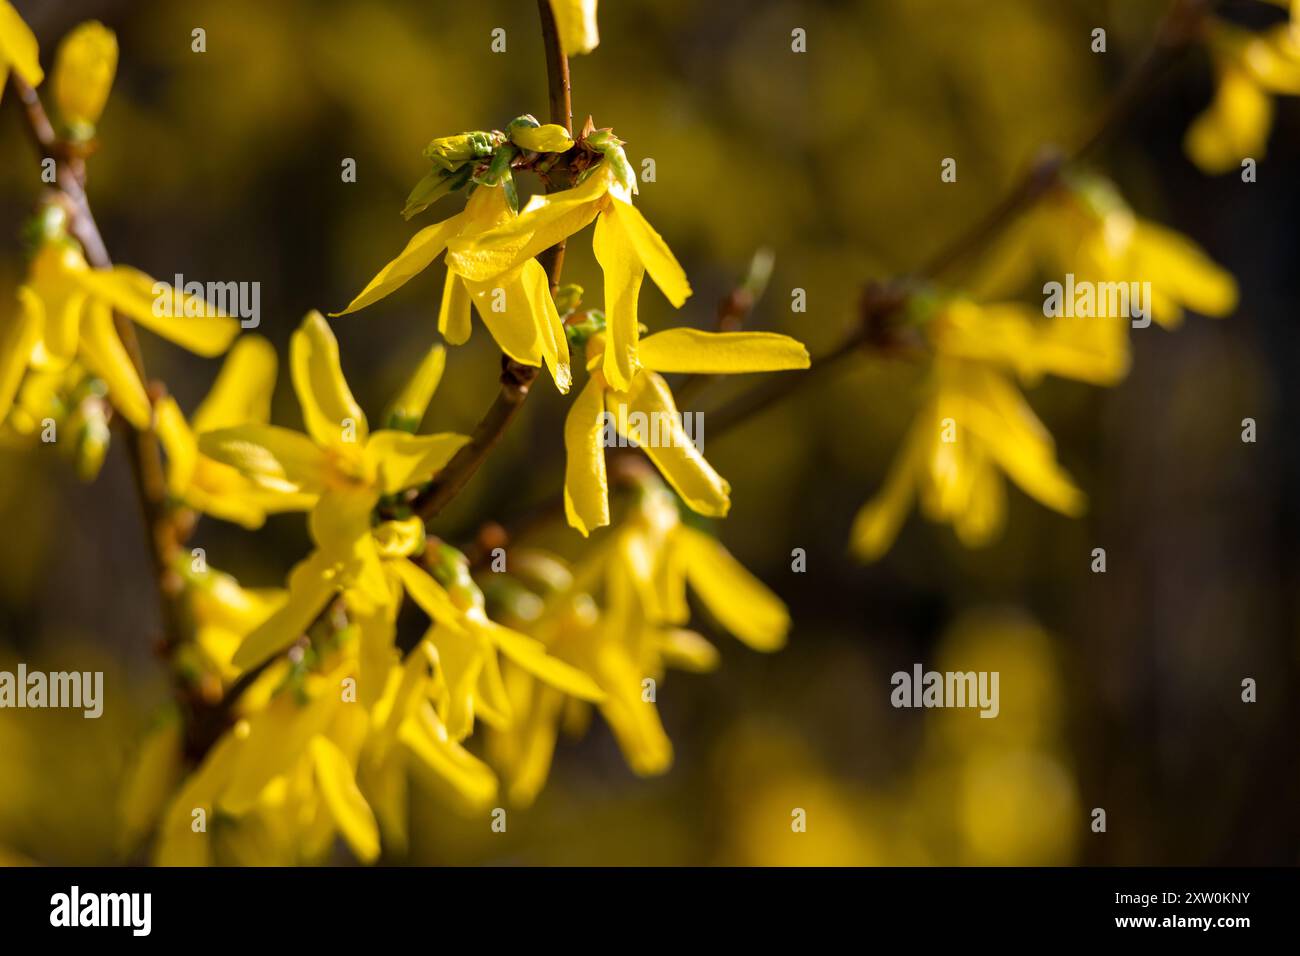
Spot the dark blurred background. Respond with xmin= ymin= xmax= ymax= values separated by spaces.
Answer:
xmin=1 ymin=0 xmax=1296 ymax=864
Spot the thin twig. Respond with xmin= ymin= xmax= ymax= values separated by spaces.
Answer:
xmin=700 ymin=0 xmax=1208 ymax=444
xmin=407 ymin=0 xmax=572 ymax=523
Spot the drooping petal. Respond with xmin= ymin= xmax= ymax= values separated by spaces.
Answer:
xmin=0 ymin=1 xmax=44 ymax=89
xmin=78 ymin=300 xmax=151 ymax=428
xmin=592 ymin=204 xmax=644 ymax=391
xmin=399 ymin=700 xmax=498 ymax=810
xmin=548 ymin=0 xmax=599 ymax=56
xmin=473 ymin=617 xmax=605 ymax=701
xmin=674 ymin=525 xmax=789 ymax=651
xmin=637 ymin=328 xmax=810 ymax=374
xmin=365 ymin=429 xmax=469 ymax=494
xmin=309 ymin=735 xmax=380 ymax=864
xmin=609 ymin=370 xmax=730 ymax=517
xmin=29 ymin=243 xmax=88 ymax=366
xmin=154 ymin=396 xmax=198 ymax=493
xmin=1130 ymin=222 xmax=1238 ymax=326
xmin=850 ymin=417 xmax=925 ymax=561
xmin=389 ymin=558 xmax=466 ymax=632
xmin=78 ymin=266 xmax=239 ymax=356
xmin=444 ymin=166 xmax=611 ymax=282
xmin=192 ymin=335 xmax=277 ymax=433
xmin=0 ymin=288 xmax=41 ymax=422
xmin=523 ymin=257 xmax=572 ymax=393
xmin=607 ymin=197 xmax=691 ymax=307
xmin=231 ymin=552 xmax=338 ymax=669
xmin=1184 ymin=66 xmax=1272 ymax=175
xmin=563 ymin=374 xmax=610 ymax=536
xmin=465 ymin=265 xmax=545 ymax=366
xmin=332 ymin=214 xmax=464 ymax=315
xmin=199 ymin=423 xmax=329 ymax=494
xmin=291 ymin=311 xmax=368 ymax=449
xmin=438 ymin=272 xmax=472 ymax=345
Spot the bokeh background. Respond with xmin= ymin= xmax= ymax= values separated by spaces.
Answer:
xmin=1 ymin=0 xmax=1297 ymax=865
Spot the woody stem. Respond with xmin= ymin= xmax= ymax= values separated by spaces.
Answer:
xmin=7 ymin=76 xmax=188 ymax=659
xmin=407 ymin=0 xmax=572 ymax=523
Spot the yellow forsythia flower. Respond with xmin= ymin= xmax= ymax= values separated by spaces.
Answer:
xmin=52 ymin=21 xmax=117 ymax=137
xmin=21 ymin=236 xmax=240 ymax=429
xmin=489 ymin=481 xmax=790 ymax=801
xmin=335 ymin=184 xmax=572 ymax=392
xmin=1185 ymin=20 xmax=1300 ymax=174
xmin=0 ymin=0 xmax=43 ymax=103
xmin=446 ymin=145 xmax=691 ymax=392
xmin=851 ymin=354 xmax=1086 ymax=561
xmin=564 ymin=327 xmax=809 ymax=535
xmin=156 ymin=336 xmax=316 ymax=529
xmin=549 ymin=0 xmax=599 ymax=57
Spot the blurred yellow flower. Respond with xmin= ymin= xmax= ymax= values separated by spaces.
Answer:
xmin=1186 ymin=20 xmax=1300 ymax=174
xmin=565 ymin=327 xmax=809 ymax=535
xmin=489 ymin=481 xmax=790 ymax=801
xmin=156 ymin=336 xmax=315 ymax=529
xmin=51 ymin=20 xmax=117 ymax=137
xmin=550 ymin=0 xmax=599 ymax=57
xmin=20 ymin=235 xmax=240 ymax=429
xmin=0 ymin=0 xmax=42 ymax=103
xmin=852 ymin=355 xmax=1086 ymax=560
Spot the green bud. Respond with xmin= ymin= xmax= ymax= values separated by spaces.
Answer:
xmin=22 ymin=203 xmax=69 ymax=251
xmin=553 ymin=283 xmax=583 ymax=316
xmin=422 ymin=130 xmax=502 ymax=170
xmin=564 ymin=309 xmax=606 ymax=348
xmin=402 ymin=164 xmax=471 ymax=220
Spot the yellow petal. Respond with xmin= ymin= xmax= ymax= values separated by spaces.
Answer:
xmin=384 ymin=341 xmax=445 ymax=430
xmin=563 ymin=374 xmax=610 ymax=536
xmin=444 ymin=167 xmax=610 ymax=282
xmin=231 ymin=552 xmax=337 ymax=670
xmin=850 ymin=419 xmax=924 ymax=561
xmin=309 ymin=735 xmax=380 ymax=864
xmin=0 ymin=0 xmax=44 ymax=88
xmin=592 ymin=204 xmax=644 ymax=391
xmin=465 ymin=266 xmax=544 ymax=365
xmin=438 ymin=272 xmax=473 ymax=345
xmin=309 ymin=488 xmax=388 ymax=608
xmin=333 ymin=214 xmax=463 ymax=315
xmin=608 ymin=370 xmax=730 ymax=517
xmin=674 ymin=525 xmax=789 ymax=651
xmin=549 ymin=0 xmax=599 ymax=56
xmin=389 ymin=559 xmax=466 ymax=631
xmin=199 ymin=423 xmax=329 ymax=494
xmin=291 ymin=311 xmax=368 ymax=448
xmin=523 ymin=258 xmax=572 ymax=393
xmin=155 ymin=396 xmax=198 ymax=493
xmin=1184 ymin=66 xmax=1272 ymax=175
xmin=52 ymin=21 xmax=117 ymax=130
xmin=474 ymin=618 xmax=605 ymax=701
xmin=594 ymin=641 xmax=673 ymax=776
xmin=193 ymin=335 xmax=277 ymax=433
xmin=364 ymin=429 xmax=469 ymax=494
xmin=607 ymin=197 xmax=691 ymax=307
xmin=399 ymin=700 xmax=498 ymax=810
xmin=1130 ymin=221 xmax=1238 ymax=323
xmin=655 ymin=628 xmax=720 ymax=673
xmin=0 ymin=288 xmax=41 ymax=422
xmin=78 ymin=266 xmax=240 ymax=356
xmin=958 ymin=366 xmax=1086 ymax=517
xmin=638 ymin=329 xmax=810 ymax=374
xmin=29 ymin=243 xmax=87 ymax=365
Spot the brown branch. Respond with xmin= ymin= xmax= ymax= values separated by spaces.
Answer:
xmin=8 ymin=76 xmax=188 ymax=650
xmin=406 ymin=0 xmax=572 ymax=523
xmin=699 ymin=0 xmax=1209 ymax=444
